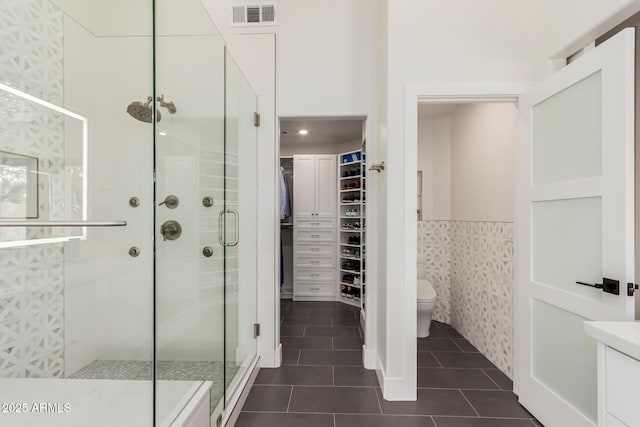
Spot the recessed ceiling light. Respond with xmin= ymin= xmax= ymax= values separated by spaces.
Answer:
xmin=298 ymin=129 xmax=309 ymax=135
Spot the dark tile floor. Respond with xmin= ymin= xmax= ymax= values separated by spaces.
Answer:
xmin=235 ymin=301 xmax=542 ymax=427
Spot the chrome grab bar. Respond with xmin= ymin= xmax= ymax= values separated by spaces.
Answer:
xmin=228 ymin=209 xmax=239 ymax=247
xmin=0 ymin=220 xmax=127 ymax=227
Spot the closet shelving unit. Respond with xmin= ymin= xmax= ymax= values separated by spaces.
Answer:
xmin=337 ymin=150 xmax=365 ymax=310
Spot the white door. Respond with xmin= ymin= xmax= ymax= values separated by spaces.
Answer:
xmin=315 ymin=155 xmax=337 ymax=218
xmin=293 ymin=155 xmax=316 ymax=218
xmin=516 ymin=28 xmax=635 ymax=427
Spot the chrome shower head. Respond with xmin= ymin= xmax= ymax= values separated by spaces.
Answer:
xmin=127 ymin=97 xmax=161 ymax=123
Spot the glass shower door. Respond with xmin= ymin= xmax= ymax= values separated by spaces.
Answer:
xmin=223 ymin=52 xmax=258 ymax=402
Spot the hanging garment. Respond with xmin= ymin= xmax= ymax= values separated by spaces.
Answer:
xmin=280 ymin=166 xmax=292 ymax=220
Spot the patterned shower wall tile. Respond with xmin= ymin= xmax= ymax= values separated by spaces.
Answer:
xmin=0 ymin=0 xmax=65 ymax=379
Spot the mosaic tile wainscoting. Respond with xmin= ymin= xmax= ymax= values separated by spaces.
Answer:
xmin=417 ymin=221 xmax=451 ymax=324
xmin=418 ymin=220 xmax=514 ymax=377
xmin=0 ymin=0 xmax=66 ymax=379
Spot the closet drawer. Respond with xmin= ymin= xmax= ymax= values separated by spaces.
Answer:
xmin=296 ymin=218 xmax=336 ymax=230
xmin=295 ymin=229 xmax=335 ymax=243
xmin=294 ymin=269 xmax=335 ymax=281
xmin=294 ymin=282 xmax=336 ymax=297
xmin=296 ymin=243 xmax=335 ymax=257
xmin=295 ymin=255 xmax=336 ymax=269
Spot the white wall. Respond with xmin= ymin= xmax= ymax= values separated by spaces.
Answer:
xmin=539 ymin=0 xmax=640 ymax=58
xmin=450 ymin=103 xmax=517 ymax=222
xmin=417 ymin=114 xmax=450 ymax=220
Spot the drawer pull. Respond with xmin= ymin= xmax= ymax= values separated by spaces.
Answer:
xmin=311 ymin=288 xmax=320 ymax=291
xmin=310 ymin=260 xmax=320 ymax=264
xmin=310 ymin=274 xmax=320 ymax=277
xmin=311 ymin=248 xmax=320 ymax=251
xmin=311 ymin=235 xmax=320 ymax=238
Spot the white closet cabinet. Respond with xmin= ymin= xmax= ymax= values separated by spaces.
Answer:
xmin=293 ymin=155 xmax=336 ymax=219
xmin=292 ymin=155 xmax=337 ymax=300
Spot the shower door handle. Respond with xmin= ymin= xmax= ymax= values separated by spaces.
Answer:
xmin=0 ymin=220 xmax=127 ymax=227
xmin=217 ymin=209 xmax=239 ymax=247
xmin=228 ymin=209 xmax=239 ymax=247
xmin=218 ymin=210 xmax=225 ymax=246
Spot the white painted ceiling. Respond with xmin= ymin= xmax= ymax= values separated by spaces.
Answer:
xmin=280 ymin=118 xmax=363 ymax=145
xmin=50 ymin=0 xmax=220 ymax=37
xmin=418 ymin=103 xmax=460 ymax=119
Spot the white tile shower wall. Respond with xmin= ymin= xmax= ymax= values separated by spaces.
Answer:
xmin=417 ymin=221 xmax=451 ymax=324
xmin=450 ymin=221 xmax=514 ymax=377
xmin=417 ymin=220 xmax=514 ymax=377
xmin=0 ymin=0 xmax=65 ymax=378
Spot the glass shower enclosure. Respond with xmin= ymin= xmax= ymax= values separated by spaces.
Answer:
xmin=0 ymin=0 xmax=259 ymax=426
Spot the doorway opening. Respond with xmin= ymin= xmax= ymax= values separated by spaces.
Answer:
xmin=416 ymin=101 xmax=518 ymax=377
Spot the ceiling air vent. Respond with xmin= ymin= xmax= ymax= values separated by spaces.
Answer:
xmin=261 ymin=5 xmax=275 ymax=22
xmin=231 ymin=3 xmax=277 ymax=26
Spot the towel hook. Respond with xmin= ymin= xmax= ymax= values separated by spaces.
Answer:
xmin=369 ymin=161 xmax=385 ymax=173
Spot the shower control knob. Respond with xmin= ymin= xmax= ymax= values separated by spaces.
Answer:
xmin=128 ymin=246 xmax=140 ymax=257
xmin=159 ymin=194 xmax=179 ymax=209
xmin=129 ymin=197 xmax=140 ymax=208
xmin=202 ymin=246 xmax=214 ymax=257
xmin=202 ymin=196 xmax=214 ymax=208
xmin=160 ymin=220 xmax=182 ymax=241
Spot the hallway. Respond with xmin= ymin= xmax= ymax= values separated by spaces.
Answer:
xmin=235 ymin=301 xmax=541 ymax=427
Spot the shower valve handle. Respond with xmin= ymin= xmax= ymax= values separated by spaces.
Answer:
xmin=159 ymin=194 xmax=179 ymax=209
xmin=160 ymin=220 xmax=182 ymax=241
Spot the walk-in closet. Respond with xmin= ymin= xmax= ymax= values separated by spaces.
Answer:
xmin=278 ymin=118 xmax=367 ymax=318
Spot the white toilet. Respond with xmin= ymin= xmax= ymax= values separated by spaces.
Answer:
xmin=417 ymin=262 xmax=437 ymax=338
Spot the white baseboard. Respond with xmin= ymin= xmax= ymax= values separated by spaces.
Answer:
xmin=376 ymin=354 xmax=417 ymax=401
xmin=257 ymin=343 xmax=281 ymax=368
xmin=362 ymin=344 xmax=377 ymax=370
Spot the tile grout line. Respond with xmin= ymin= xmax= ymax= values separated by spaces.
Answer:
xmin=333 ymin=413 xmax=336 ymax=427
xmin=432 ymin=416 xmax=439 ymax=427
xmin=374 ymin=385 xmax=384 ymax=415
xmin=458 ymin=389 xmax=481 ymax=417
xmin=296 ymin=349 xmax=301 ymax=365
xmin=480 ymin=369 xmax=502 ymax=390
xmin=450 ymin=338 xmax=465 ymax=352
xmin=285 ymin=385 xmax=294 ymax=413
xmin=431 ymin=352 xmax=444 ymax=368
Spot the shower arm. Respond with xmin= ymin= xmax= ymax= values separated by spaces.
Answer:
xmin=157 ymin=95 xmax=176 ymax=114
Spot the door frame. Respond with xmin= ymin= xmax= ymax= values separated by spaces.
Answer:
xmin=404 ymin=81 xmax=531 ymax=396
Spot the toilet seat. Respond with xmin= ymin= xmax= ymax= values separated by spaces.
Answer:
xmin=417 ymin=279 xmax=437 ymax=303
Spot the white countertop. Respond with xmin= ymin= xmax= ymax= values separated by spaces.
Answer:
xmin=584 ymin=321 xmax=640 ymax=361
